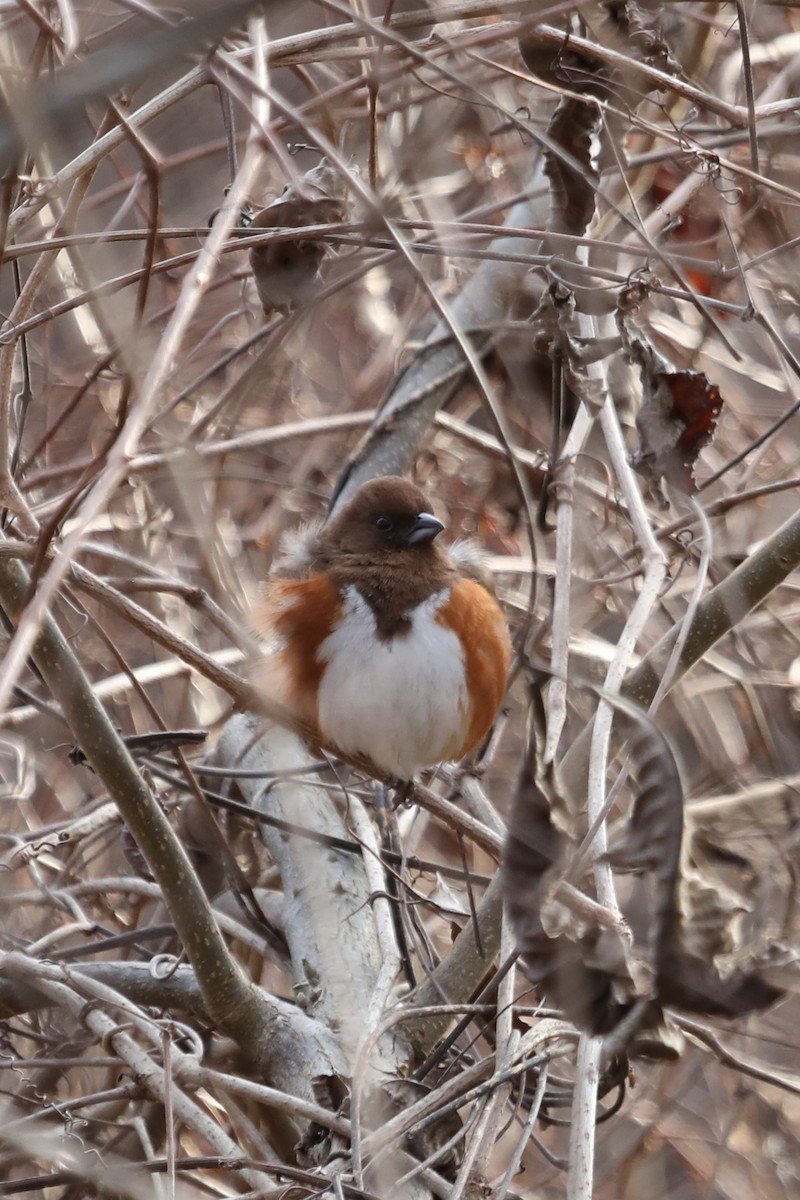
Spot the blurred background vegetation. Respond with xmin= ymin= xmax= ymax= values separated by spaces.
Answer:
xmin=0 ymin=2 xmax=799 ymax=1197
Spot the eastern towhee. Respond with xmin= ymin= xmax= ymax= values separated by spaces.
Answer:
xmin=254 ymin=476 xmax=511 ymax=781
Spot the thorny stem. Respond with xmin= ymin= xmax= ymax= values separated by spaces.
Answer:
xmin=0 ymin=28 xmax=272 ymax=717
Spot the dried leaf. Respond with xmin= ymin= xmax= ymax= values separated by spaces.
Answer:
xmin=634 ymin=369 xmax=723 ymax=497
xmin=656 ymin=945 xmax=782 ymax=1017
xmin=249 ymin=161 xmax=350 ymax=314
xmin=605 ymin=719 xmax=684 ymax=976
xmin=502 ymin=706 xmax=565 ymax=988
xmin=502 ymin=688 xmax=636 ymax=1035
xmin=619 ymin=279 xmax=724 ymax=500
xmin=647 ymin=162 xmax=721 ymax=296
xmin=505 ymin=687 xmax=782 ymax=1041
xmin=544 ymin=98 xmax=600 ymax=239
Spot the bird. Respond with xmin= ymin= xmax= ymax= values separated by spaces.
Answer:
xmin=253 ymin=476 xmax=511 ymax=782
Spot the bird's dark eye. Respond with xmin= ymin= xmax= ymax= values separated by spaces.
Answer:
xmin=375 ymin=516 xmax=393 ymax=532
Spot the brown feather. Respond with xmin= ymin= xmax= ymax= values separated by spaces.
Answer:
xmin=437 ymin=578 xmax=511 ymax=756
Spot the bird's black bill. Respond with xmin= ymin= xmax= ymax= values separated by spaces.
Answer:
xmin=405 ymin=512 xmax=445 ymax=545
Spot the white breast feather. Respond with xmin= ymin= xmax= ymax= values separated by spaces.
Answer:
xmin=316 ymin=586 xmax=468 ymax=778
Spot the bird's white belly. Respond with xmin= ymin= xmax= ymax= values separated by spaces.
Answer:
xmin=316 ymin=586 xmax=468 ymax=778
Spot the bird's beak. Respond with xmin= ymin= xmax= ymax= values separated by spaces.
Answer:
xmin=405 ymin=512 xmax=445 ymax=545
